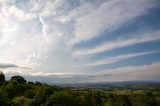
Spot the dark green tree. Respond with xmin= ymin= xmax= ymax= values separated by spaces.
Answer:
xmin=10 ymin=75 xmax=27 ymax=83
xmin=35 ymin=81 xmax=42 ymax=85
xmin=0 ymin=71 xmax=5 ymax=82
xmin=45 ymin=91 xmax=76 ymax=106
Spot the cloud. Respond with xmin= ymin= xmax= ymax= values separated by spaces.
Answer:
xmin=0 ymin=5 xmax=36 ymax=21
xmin=0 ymin=16 xmax=48 ymax=68
xmin=66 ymin=0 xmax=158 ymax=44
xmin=0 ymin=0 xmax=56 ymax=69
xmin=93 ymin=62 xmax=160 ymax=82
xmin=0 ymin=0 xmax=79 ymax=73
xmin=3 ymin=62 xmax=160 ymax=83
xmin=0 ymin=63 xmax=18 ymax=68
xmin=73 ymin=50 xmax=160 ymax=67
xmin=73 ymin=30 xmax=160 ymax=58
xmin=0 ymin=0 xmax=159 ymax=83
xmin=1 ymin=0 xmax=159 ymax=71
xmin=2 ymin=67 xmax=91 ymax=78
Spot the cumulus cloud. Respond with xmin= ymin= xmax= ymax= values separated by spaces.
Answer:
xmin=0 ymin=0 xmax=61 ymax=70
xmin=1 ymin=5 xmax=36 ymax=21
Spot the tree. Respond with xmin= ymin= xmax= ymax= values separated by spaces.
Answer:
xmin=10 ymin=96 xmax=35 ymax=106
xmin=35 ymin=81 xmax=42 ymax=85
xmin=24 ymin=90 xmax=35 ymax=99
xmin=0 ymin=71 xmax=5 ymax=82
xmin=10 ymin=75 xmax=27 ymax=83
xmin=27 ymin=81 xmax=34 ymax=85
xmin=45 ymin=91 xmax=77 ymax=106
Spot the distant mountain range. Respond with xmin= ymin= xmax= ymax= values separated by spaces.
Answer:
xmin=51 ymin=81 xmax=160 ymax=89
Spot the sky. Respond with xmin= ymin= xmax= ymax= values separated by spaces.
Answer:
xmin=0 ymin=0 xmax=160 ymax=83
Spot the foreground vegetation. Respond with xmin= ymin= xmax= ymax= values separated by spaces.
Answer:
xmin=0 ymin=73 xmax=160 ymax=106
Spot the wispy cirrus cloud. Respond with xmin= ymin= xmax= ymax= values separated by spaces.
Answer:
xmin=66 ymin=0 xmax=158 ymax=44
xmin=73 ymin=50 xmax=160 ymax=67
xmin=72 ymin=30 xmax=160 ymax=58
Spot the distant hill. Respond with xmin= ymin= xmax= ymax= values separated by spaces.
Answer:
xmin=52 ymin=81 xmax=160 ymax=89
